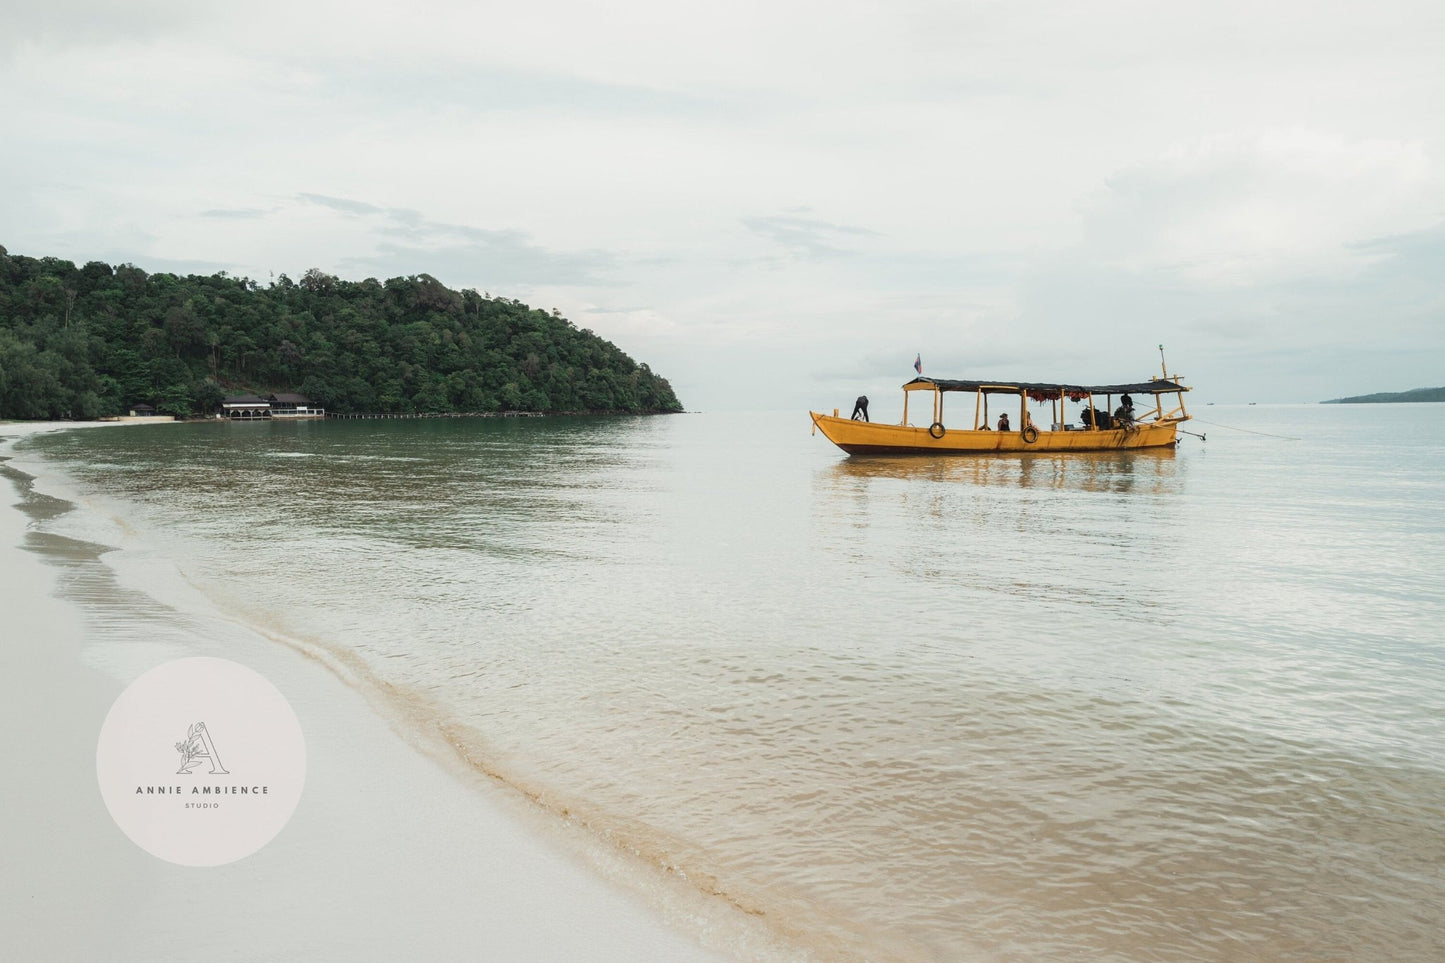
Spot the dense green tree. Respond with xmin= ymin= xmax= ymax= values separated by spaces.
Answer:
xmin=194 ymin=378 xmax=225 ymax=415
xmin=0 ymin=245 xmax=683 ymax=419
xmin=155 ymin=382 xmax=194 ymax=418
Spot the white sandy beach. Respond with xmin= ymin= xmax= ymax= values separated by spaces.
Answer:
xmin=0 ymin=422 xmax=727 ymax=962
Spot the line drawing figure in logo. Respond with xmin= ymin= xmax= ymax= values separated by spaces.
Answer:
xmin=175 ymin=722 xmax=230 ymax=775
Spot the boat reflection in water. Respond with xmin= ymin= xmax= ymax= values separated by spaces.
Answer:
xmin=821 ymin=446 xmax=1183 ymax=495
xmin=810 ymin=444 xmax=1188 ymax=620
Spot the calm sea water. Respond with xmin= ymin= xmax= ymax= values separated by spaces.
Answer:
xmin=18 ymin=405 xmax=1445 ymax=960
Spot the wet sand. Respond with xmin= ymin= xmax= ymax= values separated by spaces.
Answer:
xmin=0 ymin=422 xmax=723 ymax=962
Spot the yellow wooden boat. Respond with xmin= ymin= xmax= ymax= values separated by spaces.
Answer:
xmin=811 ymin=362 xmax=1191 ymax=456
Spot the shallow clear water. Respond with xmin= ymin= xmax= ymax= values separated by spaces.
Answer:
xmin=19 ymin=405 xmax=1445 ymax=960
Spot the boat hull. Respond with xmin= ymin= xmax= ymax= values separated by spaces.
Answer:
xmin=809 ymin=412 xmax=1181 ymax=455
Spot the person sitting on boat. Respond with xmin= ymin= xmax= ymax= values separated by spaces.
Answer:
xmin=1114 ymin=397 xmax=1135 ymax=427
xmin=997 ymin=412 xmax=1010 ymax=432
xmin=851 ymin=395 xmax=869 ymax=421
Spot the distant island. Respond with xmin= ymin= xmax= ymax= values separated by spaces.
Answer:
xmin=1322 ymin=387 xmax=1445 ymax=404
xmin=0 ymin=244 xmax=682 ymax=419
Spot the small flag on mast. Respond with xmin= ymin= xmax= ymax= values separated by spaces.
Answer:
xmin=914 ymin=354 xmax=922 ymax=374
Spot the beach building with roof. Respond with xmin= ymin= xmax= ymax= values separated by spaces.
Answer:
xmin=221 ymin=393 xmax=273 ymax=419
xmin=220 ymin=392 xmax=325 ymax=419
xmin=267 ymin=393 xmax=324 ymax=418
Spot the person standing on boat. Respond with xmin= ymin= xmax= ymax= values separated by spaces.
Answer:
xmin=851 ymin=395 xmax=869 ymax=421
xmin=997 ymin=412 xmax=1010 ymax=431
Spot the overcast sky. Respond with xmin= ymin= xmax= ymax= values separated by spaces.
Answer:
xmin=4 ymin=0 xmax=1442 ymax=410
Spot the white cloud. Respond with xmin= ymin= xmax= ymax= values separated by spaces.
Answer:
xmin=1078 ymin=131 xmax=1436 ymax=285
xmin=0 ymin=1 xmax=199 ymax=59
xmin=3 ymin=0 xmax=1444 ymax=408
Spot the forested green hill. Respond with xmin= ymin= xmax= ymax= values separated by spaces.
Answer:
xmin=0 ymin=245 xmax=682 ymax=419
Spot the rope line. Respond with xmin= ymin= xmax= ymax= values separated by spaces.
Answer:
xmin=1190 ymin=418 xmax=1301 ymax=441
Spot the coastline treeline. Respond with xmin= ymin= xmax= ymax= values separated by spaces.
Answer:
xmin=0 ymin=245 xmax=682 ymax=419
xmin=1321 ymin=387 xmax=1445 ymax=404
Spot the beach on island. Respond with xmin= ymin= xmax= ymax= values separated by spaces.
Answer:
xmin=0 ymin=421 xmax=734 ymax=963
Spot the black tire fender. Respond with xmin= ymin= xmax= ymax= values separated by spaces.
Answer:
xmin=928 ymin=421 xmax=946 ymax=439
xmin=1021 ymin=425 xmax=1039 ymax=444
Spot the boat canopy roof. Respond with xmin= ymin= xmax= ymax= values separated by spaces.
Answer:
xmin=903 ymin=376 xmax=1188 ymax=396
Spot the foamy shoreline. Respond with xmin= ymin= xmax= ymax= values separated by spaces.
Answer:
xmin=1 ymin=421 xmax=724 ymax=962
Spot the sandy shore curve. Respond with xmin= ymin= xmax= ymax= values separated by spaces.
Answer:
xmin=1 ymin=421 xmax=726 ymax=962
